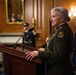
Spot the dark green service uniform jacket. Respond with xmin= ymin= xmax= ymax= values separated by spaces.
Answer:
xmin=38 ymin=23 xmax=74 ymax=75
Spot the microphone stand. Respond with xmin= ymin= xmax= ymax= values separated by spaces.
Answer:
xmin=13 ymin=33 xmax=23 ymax=49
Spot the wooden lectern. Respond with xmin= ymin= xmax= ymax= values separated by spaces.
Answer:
xmin=0 ymin=44 xmax=45 ymax=75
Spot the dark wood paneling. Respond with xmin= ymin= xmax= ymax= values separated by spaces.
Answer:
xmin=24 ymin=0 xmax=33 ymax=27
xmin=0 ymin=0 xmax=6 ymax=32
xmin=0 ymin=0 xmax=76 ymax=47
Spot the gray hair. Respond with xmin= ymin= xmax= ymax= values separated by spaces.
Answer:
xmin=51 ymin=7 xmax=70 ymax=22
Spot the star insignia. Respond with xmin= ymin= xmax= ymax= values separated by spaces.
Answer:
xmin=58 ymin=30 xmax=64 ymax=38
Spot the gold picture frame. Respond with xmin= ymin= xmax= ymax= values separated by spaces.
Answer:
xmin=5 ymin=0 xmax=24 ymax=24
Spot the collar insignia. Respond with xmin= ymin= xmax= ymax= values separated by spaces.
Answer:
xmin=58 ymin=30 xmax=64 ymax=38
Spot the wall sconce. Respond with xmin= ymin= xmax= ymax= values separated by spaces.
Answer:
xmin=69 ymin=6 xmax=76 ymax=27
xmin=69 ymin=6 xmax=76 ymax=20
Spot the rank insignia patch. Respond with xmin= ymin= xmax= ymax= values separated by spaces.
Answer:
xmin=58 ymin=30 xmax=64 ymax=38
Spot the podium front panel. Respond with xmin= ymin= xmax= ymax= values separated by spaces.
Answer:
xmin=3 ymin=53 xmax=45 ymax=75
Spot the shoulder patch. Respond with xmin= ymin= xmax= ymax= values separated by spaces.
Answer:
xmin=58 ymin=30 xmax=64 ymax=38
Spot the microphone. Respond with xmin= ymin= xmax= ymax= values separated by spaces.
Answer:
xmin=28 ymin=27 xmax=35 ymax=32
